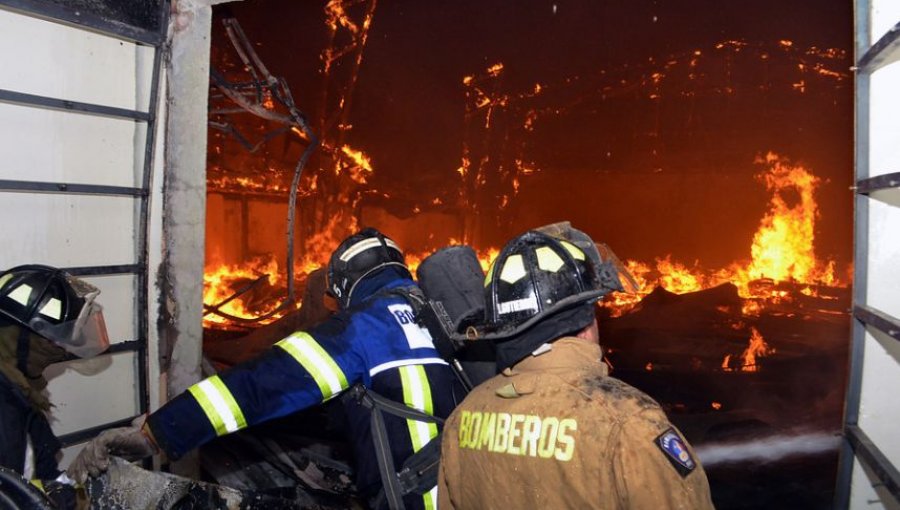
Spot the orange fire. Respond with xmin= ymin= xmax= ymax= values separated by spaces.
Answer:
xmin=656 ymin=256 xmax=705 ymax=294
xmin=603 ymin=152 xmax=843 ymax=317
xmin=203 ymin=256 xmax=294 ymax=326
xmin=203 ymin=231 xmax=497 ymax=328
xmin=205 ymin=152 xmax=842 ymax=335
xmin=722 ymin=327 xmax=775 ymax=372
xmin=335 ymin=145 xmax=374 ymax=184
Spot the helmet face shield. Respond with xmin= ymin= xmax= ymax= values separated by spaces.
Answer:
xmin=594 ymin=242 xmax=640 ymax=295
xmin=535 ymin=222 xmax=639 ymax=295
xmin=30 ymin=276 xmax=110 ymax=358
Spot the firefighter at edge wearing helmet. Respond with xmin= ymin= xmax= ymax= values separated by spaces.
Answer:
xmin=437 ymin=226 xmax=715 ymax=509
xmin=69 ymin=227 xmax=463 ymax=510
xmin=0 ymin=265 xmax=112 ymax=509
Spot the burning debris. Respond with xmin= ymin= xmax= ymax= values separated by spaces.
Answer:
xmin=603 ymin=152 xmax=845 ymax=318
xmin=204 ymin=139 xmax=846 ymax=328
xmin=722 ymin=327 xmax=776 ymax=372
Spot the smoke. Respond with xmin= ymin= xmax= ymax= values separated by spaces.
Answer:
xmin=694 ymin=432 xmax=842 ymax=467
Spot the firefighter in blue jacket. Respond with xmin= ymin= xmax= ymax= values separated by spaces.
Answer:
xmin=70 ymin=228 xmax=463 ymax=510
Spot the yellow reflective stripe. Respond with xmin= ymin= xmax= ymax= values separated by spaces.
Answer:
xmin=423 ymin=486 xmax=437 ymax=510
xmin=188 ymin=375 xmax=247 ymax=436
xmin=399 ymin=365 xmax=438 ymax=452
xmin=276 ymin=332 xmax=348 ymax=400
xmin=30 ymin=480 xmax=44 ymax=492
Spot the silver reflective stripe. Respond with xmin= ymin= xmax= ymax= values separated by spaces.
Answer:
xmin=424 ymin=486 xmax=437 ymax=510
xmin=339 ymin=237 xmax=402 ymax=261
xmin=368 ymin=357 xmax=448 ymax=378
xmin=399 ymin=365 xmax=438 ymax=453
xmin=188 ymin=376 xmax=247 ymax=435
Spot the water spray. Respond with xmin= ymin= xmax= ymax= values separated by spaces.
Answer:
xmin=694 ymin=431 xmax=842 ymax=467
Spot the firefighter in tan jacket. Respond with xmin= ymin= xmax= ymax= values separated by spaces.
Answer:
xmin=437 ymin=227 xmax=714 ymax=509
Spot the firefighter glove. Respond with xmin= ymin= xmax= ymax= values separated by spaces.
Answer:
xmin=67 ymin=422 xmax=158 ymax=484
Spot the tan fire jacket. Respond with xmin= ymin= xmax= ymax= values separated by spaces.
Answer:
xmin=438 ymin=337 xmax=714 ymax=509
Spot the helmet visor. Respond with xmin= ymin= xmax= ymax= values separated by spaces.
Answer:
xmin=29 ymin=275 xmax=110 ymax=358
xmin=594 ymin=242 xmax=640 ymax=295
xmin=535 ymin=222 xmax=639 ymax=295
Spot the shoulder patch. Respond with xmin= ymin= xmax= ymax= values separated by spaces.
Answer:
xmin=655 ymin=428 xmax=696 ymax=477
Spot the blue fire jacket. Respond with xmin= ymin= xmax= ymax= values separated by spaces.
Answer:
xmin=146 ymin=269 xmax=462 ymax=509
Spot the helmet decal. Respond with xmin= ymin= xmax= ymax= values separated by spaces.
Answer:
xmin=535 ymin=246 xmax=565 ymax=272
xmin=499 ymin=254 xmax=527 ymax=284
xmin=497 ymin=295 xmax=539 ymax=315
xmin=8 ymin=283 xmax=32 ymax=306
xmin=558 ymin=240 xmax=586 ymax=261
xmin=483 ymin=262 xmax=495 ymax=287
xmin=38 ymin=297 xmax=63 ymax=321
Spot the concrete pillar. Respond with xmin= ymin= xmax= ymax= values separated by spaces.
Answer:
xmin=160 ymin=0 xmax=240 ymax=476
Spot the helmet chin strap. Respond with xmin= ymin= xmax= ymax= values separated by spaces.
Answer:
xmin=15 ymin=325 xmax=30 ymax=375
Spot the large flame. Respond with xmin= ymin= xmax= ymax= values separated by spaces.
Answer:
xmin=744 ymin=153 xmax=834 ymax=285
xmin=603 ymin=152 xmax=843 ymax=317
xmin=203 ymin=256 xmax=291 ymax=326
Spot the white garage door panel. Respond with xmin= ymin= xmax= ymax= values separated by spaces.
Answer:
xmin=0 ymin=8 xmax=153 ymax=112
xmin=866 ymin=199 xmax=900 ymax=319
xmin=85 ymin=274 xmax=137 ymax=344
xmin=871 ymin=1 xmax=900 ymax=43
xmin=0 ymin=194 xmax=136 ymax=268
xmin=869 ymin=64 xmax=900 ymax=180
xmin=858 ymin=329 xmax=900 ymax=459
xmin=45 ymin=350 xmax=139 ymax=436
xmin=0 ymin=103 xmax=146 ymax=188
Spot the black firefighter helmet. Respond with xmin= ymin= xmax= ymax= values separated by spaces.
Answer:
xmin=483 ymin=224 xmax=635 ymax=338
xmin=326 ymin=228 xmax=411 ymax=309
xmin=0 ymin=264 xmax=110 ymax=358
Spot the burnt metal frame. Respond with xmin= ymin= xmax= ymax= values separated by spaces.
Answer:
xmin=0 ymin=0 xmax=170 ymax=447
xmin=207 ymin=16 xmax=319 ymax=320
xmin=835 ymin=2 xmax=900 ymax=507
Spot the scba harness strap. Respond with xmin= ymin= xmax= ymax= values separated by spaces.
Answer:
xmin=342 ymin=384 xmax=445 ymax=510
xmin=380 ymin=286 xmax=475 ymax=392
